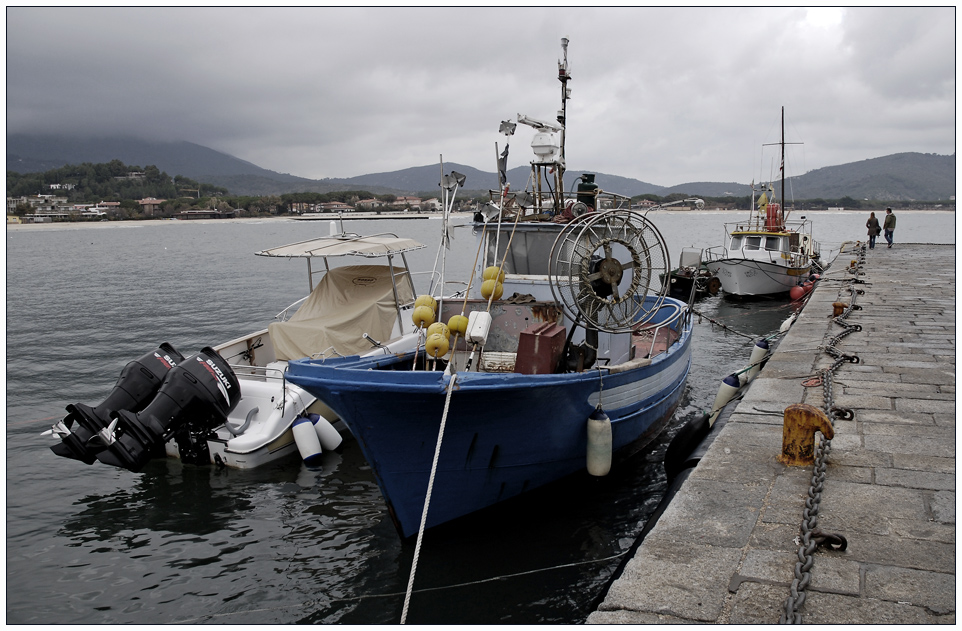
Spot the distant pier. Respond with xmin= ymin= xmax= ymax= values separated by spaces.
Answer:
xmin=589 ymin=243 xmax=955 ymax=624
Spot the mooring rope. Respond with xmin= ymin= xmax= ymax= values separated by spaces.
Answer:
xmin=400 ymin=371 xmax=458 ymax=624
xmin=172 ymin=548 xmax=631 ymax=624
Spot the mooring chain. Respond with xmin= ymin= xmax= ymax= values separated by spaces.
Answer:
xmin=780 ymin=243 xmax=864 ymax=624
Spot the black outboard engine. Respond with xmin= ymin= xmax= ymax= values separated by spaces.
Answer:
xmin=49 ymin=343 xmax=185 ymax=464
xmin=94 ymin=347 xmax=241 ymax=472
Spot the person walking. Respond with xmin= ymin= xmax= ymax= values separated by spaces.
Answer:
xmin=883 ymin=207 xmax=897 ymax=248
xmin=866 ymin=211 xmax=881 ymax=249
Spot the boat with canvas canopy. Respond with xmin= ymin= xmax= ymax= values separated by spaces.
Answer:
xmin=43 ymin=224 xmax=430 ymax=471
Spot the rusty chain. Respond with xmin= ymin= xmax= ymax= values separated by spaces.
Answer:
xmin=779 ymin=243 xmax=864 ymax=623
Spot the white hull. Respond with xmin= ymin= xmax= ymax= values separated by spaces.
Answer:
xmin=162 ymin=327 xmax=423 ymax=469
xmin=706 ymin=258 xmax=810 ymax=296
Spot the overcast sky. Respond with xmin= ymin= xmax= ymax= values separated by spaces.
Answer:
xmin=6 ymin=6 xmax=956 ymax=186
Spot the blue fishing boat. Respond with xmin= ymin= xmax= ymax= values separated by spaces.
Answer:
xmin=286 ymin=39 xmax=693 ymax=539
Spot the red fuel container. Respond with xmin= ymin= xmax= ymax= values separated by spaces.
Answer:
xmin=514 ymin=322 xmax=566 ymax=375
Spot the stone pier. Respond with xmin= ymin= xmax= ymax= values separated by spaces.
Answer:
xmin=588 ymin=243 xmax=955 ymax=624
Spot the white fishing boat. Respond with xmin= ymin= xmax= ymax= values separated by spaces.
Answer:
xmin=44 ymin=222 xmax=431 ymax=471
xmin=705 ymin=108 xmax=820 ymax=297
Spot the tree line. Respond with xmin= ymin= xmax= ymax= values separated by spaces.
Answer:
xmin=7 ymin=160 xmax=949 ymax=221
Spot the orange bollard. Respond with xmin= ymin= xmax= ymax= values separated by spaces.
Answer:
xmin=778 ymin=403 xmax=834 ymax=466
xmin=832 ymin=302 xmax=849 ymax=317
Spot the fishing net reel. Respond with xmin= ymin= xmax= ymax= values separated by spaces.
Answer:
xmin=548 ymin=209 xmax=670 ymax=333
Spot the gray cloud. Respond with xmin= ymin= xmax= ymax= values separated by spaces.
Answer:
xmin=6 ymin=7 xmax=955 ymax=186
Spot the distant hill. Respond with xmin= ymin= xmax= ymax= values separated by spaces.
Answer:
xmin=789 ymin=153 xmax=955 ymax=201
xmin=6 ymin=134 xmax=954 ymax=201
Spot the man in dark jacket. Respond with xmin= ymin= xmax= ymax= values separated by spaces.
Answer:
xmin=883 ymin=208 xmax=897 ymax=248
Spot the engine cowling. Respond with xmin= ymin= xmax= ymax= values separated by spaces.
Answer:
xmin=94 ymin=347 xmax=241 ymax=472
xmin=50 ymin=343 xmax=184 ymax=464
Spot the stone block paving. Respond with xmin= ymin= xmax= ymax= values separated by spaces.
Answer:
xmin=588 ymin=243 xmax=955 ymax=624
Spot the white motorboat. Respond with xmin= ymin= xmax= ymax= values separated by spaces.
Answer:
xmin=705 ymin=108 xmax=821 ymax=297
xmin=44 ymin=223 xmax=430 ymax=471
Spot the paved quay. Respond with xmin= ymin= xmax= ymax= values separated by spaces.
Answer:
xmin=588 ymin=242 xmax=956 ymax=624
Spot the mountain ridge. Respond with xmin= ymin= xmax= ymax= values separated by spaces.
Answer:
xmin=6 ymin=134 xmax=954 ymax=201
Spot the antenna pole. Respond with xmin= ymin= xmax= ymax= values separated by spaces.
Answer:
xmin=780 ymin=106 xmax=785 ymax=226
xmin=558 ymin=37 xmax=571 ymax=189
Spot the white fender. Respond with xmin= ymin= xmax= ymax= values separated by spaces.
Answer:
xmin=747 ymin=338 xmax=770 ymax=382
xmin=709 ymin=373 xmax=740 ymax=426
xmin=311 ymin=414 xmax=343 ymax=451
xmin=292 ymin=416 xmax=323 ymax=466
xmin=586 ymin=407 xmax=612 ymax=476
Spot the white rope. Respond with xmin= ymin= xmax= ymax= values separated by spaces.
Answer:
xmin=400 ymin=371 xmax=459 ymax=624
xmin=172 ymin=548 xmax=631 ymax=623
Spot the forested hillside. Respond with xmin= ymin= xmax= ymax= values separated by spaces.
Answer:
xmin=6 ymin=159 xmax=226 ymax=201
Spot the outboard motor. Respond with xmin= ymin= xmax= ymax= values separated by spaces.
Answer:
xmin=94 ymin=347 xmax=241 ymax=472
xmin=48 ymin=343 xmax=184 ymax=464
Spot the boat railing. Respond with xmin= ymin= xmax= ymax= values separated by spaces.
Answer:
xmin=274 ymin=297 xmax=308 ymax=322
xmin=227 ymin=363 xmax=287 ymax=381
xmin=486 ymin=188 xmax=632 ymax=216
xmin=723 ymin=217 xmax=811 ymax=233
xmin=632 ymin=300 xmax=689 ymax=359
xmin=705 ymin=242 xmax=806 ymax=266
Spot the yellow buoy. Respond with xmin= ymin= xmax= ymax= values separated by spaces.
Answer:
xmin=426 ymin=322 xmax=450 ymax=339
xmin=412 ymin=305 xmax=436 ymax=328
xmin=448 ymin=314 xmax=469 ymax=336
xmin=425 ymin=333 xmax=450 ymax=358
xmin=481 ymin=279 xmax=504 ymax=300
xmin=482 ymin=266 xmax=505 ymax=283
xmin=415 ymin=294 xmax=438 ymax=311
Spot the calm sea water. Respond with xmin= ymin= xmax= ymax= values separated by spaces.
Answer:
xmin=6 ymin=211 xmax=953 ymax=624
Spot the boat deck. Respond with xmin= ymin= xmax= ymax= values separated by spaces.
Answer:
xmin=589 ymin=243 xmax=955 ymax=624
xmin=632 ymin=323 xmax=680 ymax=360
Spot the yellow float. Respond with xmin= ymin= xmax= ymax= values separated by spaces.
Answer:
xmin=480 ymin=279 xmax=504 ymax=301
xmin=447 ymin=314 xmax=469 ymax=336
xmin=412 ymin=305 xmax=436 ymax=328
xmin=425 ymin=333 xmax=450 ymax=358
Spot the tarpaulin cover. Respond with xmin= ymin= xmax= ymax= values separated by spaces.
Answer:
xmin=269 ymin=265 xmax=413 ymax=361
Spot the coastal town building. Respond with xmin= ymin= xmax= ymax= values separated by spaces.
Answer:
xmin=138 ymin=197 xmax=167 ymax=215
xmin=392 ymin=196 xmax=421 ymax=209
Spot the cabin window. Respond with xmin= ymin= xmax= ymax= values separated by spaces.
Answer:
xmin=729 ymin=236 xmax=743 ymax=249
xmin=765 ymin=236 xmax=781 ymax=250
xmin=744 ymin=236 xmax=761 ymax=250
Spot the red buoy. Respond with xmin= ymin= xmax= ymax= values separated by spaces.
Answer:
xmin=790 ymin=281 xmax=814 ymax=301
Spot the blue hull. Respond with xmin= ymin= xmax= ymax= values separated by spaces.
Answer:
xmin=287 ymin=327 xmax=692 ymax=539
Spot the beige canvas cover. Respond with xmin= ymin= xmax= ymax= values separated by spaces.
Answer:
xmin=269 ymin=264 xmax=414 ymax=360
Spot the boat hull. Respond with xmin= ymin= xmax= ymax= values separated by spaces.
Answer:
xmin=286 ymin=324 xmax=692 ymax=538
xmin=706 ymin=258 xmax=810 ymax=296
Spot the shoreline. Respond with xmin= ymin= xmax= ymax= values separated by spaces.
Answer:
xmin=5 ymin=208 xmax=953 ymax=232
